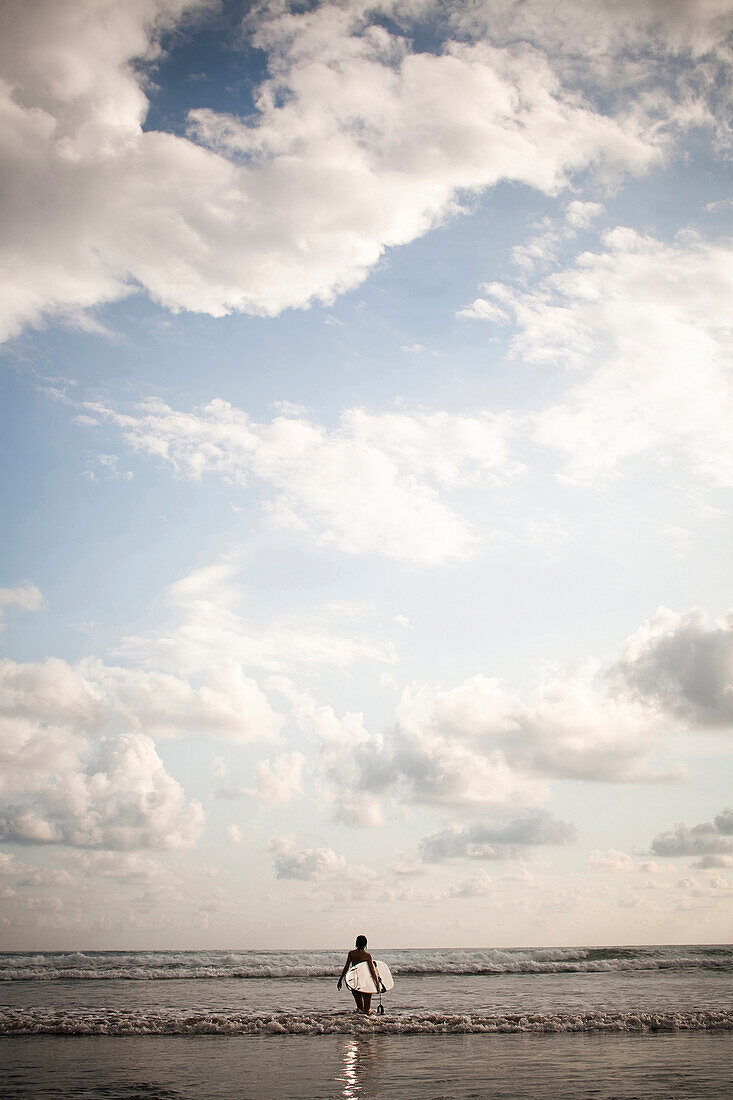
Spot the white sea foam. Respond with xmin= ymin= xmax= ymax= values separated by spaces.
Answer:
xmin=0 ymin=946 xmax=729 ymax=981
xmin=0 ymin=1008 xmax=730 ymax=1037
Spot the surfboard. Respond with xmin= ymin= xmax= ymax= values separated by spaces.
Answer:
xmin=345 ymin=959 xmax=394 ymax=994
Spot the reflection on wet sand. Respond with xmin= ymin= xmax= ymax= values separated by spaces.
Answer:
xmin=338 ymin=1036 xmax=381 ymax=1097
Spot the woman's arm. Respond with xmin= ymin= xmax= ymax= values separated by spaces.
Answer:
xmin=336 ymin=953 xmax=353 ymax=989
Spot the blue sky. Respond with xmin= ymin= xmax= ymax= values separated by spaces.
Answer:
xmin=1 ymin=0 xmax=733 ymax=950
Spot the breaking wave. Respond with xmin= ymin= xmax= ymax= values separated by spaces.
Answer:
xmin=0 ymin=946 xmax=730 ymax=981
xmin=1 ymin=1008 xmax=730 ymax=1037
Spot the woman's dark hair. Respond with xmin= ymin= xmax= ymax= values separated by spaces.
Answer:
xmin=355 ymin=935 xmax=367 ymax=949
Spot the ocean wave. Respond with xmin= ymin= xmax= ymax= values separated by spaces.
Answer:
xmin=1 ymin=1008 xmax=730 ymax=1037
xmin=1 ymin=941 xmax=726 ymax=985
xmin=0 ymin=946 xmax=730 ymax=981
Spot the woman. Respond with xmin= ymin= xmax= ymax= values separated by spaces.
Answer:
xmin=337 ymin=934 xmax=381 ymax=1014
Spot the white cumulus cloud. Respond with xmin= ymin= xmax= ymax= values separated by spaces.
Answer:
xmin=0 ymin=650 xmax=278 ymax=852
xmin=611 ymin=607 xmax=733 ymax=730
xmin=245 ymin=752 xmax=306 ymax=805
xmin=0 ymin=733 xmax=206 ymax=850
xmin=0 ymin=654 xmax=283 ymax=749
xmin=271 ymin=617 xmax=687 ymax=835
xmin=651 ymin=809 xmax=733 ymax=869
xmin=0 ymin=0 xmax=672 ymax=342
xmin=587 ymin=849 xmax=634 ymax=872
xmin=268 ymin=833 xmax=376 ymax=884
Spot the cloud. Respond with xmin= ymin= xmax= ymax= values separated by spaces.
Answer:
xmin=0 ymin=853 xmax=77 ymax=890
xmin=62 ymin=849 xmax=176 ymax=886
xmin=0 ymin=852 xmax=79 ymax=894
xmin=465 ymin=226 xmax=733 ymax=485
xmin=0 ymin=712 xmax=88 ymax=803
xmin=446 ymin=870 xmax=496 ymax=898
xmin=0 ymin=643 xmax=286 ymax=856
xmin=651 ymin=809 xmax=733 ymax=868
xmin=507 ymin=663 xmax=670 ymax=782
xmin=268 ymin=834 xmax=375 ymax=884
xmin=82 ymin=453 xmax=134 ymax=483
xmin=82 ymin=398 xmax=516 ymax=564
xmin=245 ymin=751 xmax=305 ymax=805
xmin=227 ymin=824 xmax=242 ymax=846
xmin=282 ymin=674 xmax=530 ymax=825
xmin=122 ymin=561 xmax=395 ymax=671
xmin=392 ymin=678 xmax=546 ymax=809
xmin=565 ymin=201 xmax=604 ymax=228
xmin=587 ymin=849 xmax=634 ymax=872
xmin=0 ymin=582 xmax=43 ymax=628
xmin=272 ymin=606 xmax=713 ymax=831
xmin=0 ymin=0 xmax=675 ymax=342
xmin=456 ymin=296 xmax=512 ymax=324
xmin=274 ymin=640 xmax=677 ymax=835
xmin=0 ymin=732 xmax=206 ymax=850
xmin=392 ymin=869 xmax=498 ymax=901
xmin=460 ymin=202 xmax=602 ymax=306
xmin=0 ymin=653 xmax=283 ymax=752
xmin=0 ymin=0 xmax=213 ymax=340
xmin=387 ymin=854 xmax=426 ymax=879
xmin=691 ymin=856 xmax=733 ymax=871
xmin=271 ymin=678 xmax=386 ymax=827
xmin=0 ymin=852 xmax=18 ymax=876
xmin=419 ymin=812 xmax=576 ymax=862
xmin=674 ymin=873 xmax=732 ymax=908
xmin=394 ymin=663 xmax=671 ymax=790
xmin=611 ymin=607 xmax=733 ymax=729
xmin=452 ymin=0 xmax=733 ymax=106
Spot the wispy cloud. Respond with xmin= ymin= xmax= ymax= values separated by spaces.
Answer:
xmin=461 ymin=226 xmax=733 ymax=486
xmin=121 ymin=561 xmax=396 ymax=672
xmin=80 ymin=399 xmax=517 ymax=564
xmin=0 ymin=582 xmax=43 ymax=629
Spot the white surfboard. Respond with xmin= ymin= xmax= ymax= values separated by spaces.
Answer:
xmin=345 ymin=959 xmax=394 ymax=994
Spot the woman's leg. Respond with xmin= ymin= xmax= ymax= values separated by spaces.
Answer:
xmin=361 ymin=993 xmax=372 ymax=1015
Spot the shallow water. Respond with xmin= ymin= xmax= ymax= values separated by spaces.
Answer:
xmin=2 ymin=967 xmax=732 ymax=1016
xmin=2 ymin=1032 xmax=732 ymax=1099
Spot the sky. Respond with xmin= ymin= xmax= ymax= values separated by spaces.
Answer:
xmin=1 ymin=0 xmax=732 ymax=951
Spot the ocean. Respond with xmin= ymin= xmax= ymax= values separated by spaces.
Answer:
xmin=1 ymin=945 xmax=731 ymax=1098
